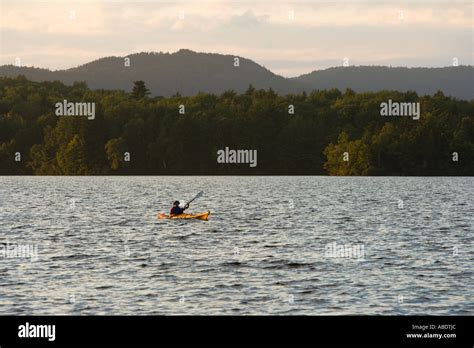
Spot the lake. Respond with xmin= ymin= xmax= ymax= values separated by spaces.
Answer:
xmin=0 ymin=176 xmax=472 ymax=315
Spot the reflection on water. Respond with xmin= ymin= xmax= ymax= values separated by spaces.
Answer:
xmin=0 ymin=176 xmax=472 ymax=315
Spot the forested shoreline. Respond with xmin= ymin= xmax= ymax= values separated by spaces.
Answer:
xmin=0 ymin=76 xmax=473 ymax=175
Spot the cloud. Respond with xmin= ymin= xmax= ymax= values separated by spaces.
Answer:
xmin=1 ymin=0 xmax=472 ymax=75
xmin=227 ymin=10 xmax=269 ymax=27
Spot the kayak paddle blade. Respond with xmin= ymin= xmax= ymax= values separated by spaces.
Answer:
xmin=187 ymin=191 xmax=204 ymax=205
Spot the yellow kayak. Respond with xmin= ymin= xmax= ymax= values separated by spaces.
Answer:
xmin=157 ymin=211 xmax=210 ymax=221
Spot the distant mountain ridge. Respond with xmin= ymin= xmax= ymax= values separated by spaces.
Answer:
xmin=293 ymin=65 xmax=474 ymax=100
xmin=0 ymin=49 xmax=472 ymax=99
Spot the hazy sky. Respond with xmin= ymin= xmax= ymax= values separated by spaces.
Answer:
xmin=0 ymin=0 xmax=472 ymax=77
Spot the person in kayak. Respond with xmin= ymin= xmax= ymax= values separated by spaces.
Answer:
xmin=170 ymin=201 xmax=189 ymax=216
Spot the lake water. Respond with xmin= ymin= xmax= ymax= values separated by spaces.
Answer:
xmin=0 ymin=176 xmax=472 ymax=315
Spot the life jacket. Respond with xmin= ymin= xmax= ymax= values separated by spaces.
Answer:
xmin=170 ymin=206 xmax=184 ymax=215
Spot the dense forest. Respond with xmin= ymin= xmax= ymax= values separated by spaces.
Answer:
xmin=0 ymin=75 xmax=473 ymax=175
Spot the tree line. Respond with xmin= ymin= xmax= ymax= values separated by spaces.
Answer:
xmin=0 ymin=76 xmax=472 ymax=175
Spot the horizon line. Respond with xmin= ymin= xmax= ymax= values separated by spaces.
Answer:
xmin=1 ymin=49 xmax=472 ymax=78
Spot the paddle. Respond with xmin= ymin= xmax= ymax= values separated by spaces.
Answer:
xmin=186 ymin=191 xmax=204 ymax=206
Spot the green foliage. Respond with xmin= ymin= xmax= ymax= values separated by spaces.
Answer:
xmin=0 ymin=76 xmax=472 ymax=175
xmin=105 ymin=137 xmax=127 ymax=171
xmin=131 ymin=81 xmax=150 ymax=100
xmin=324 ymin=132 xmax=371 ymax=175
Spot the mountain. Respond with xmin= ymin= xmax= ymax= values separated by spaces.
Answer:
xmin=0 ymin=50 xmax=304 ymax=96
xmin=292 ymin=66 xmax=474 ymax=100
xmin=0 ymin=49 xmax=472 ymax=99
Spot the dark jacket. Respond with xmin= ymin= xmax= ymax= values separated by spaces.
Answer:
xmin=170 ymin=206 xmax=185 ymax=215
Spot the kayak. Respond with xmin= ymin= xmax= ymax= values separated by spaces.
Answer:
xmin=157 ymin=211 xmax=210 ymax=221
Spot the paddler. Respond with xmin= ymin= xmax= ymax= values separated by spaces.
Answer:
xmin=170 ymin=201 xmax=189 ymax=216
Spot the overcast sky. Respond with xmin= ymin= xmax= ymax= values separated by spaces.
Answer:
xmin=0 ymin=0 xmax=472 ymax=77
